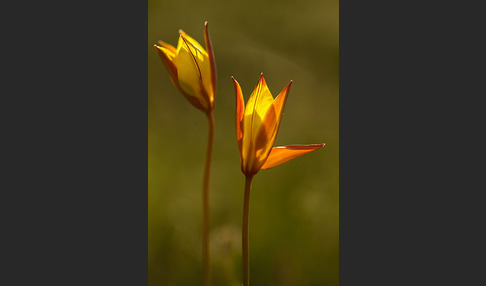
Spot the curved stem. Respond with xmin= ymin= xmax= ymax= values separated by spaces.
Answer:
xmin=202 ymin=110 xmax=214 ymax=286
xmin=242 ymin=175 xmax=253 ymax=286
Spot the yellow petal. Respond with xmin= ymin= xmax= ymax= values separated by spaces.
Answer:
xmin=176 ymin=35 xmax=212 ymax=109
xmin=241 ymin=74 xmax=274 ymax=169
xmin=232 ymin=77 xmax=245 ymax=156
xmin=178 ymin=29 xmax=207 ymax=56
xmin=254 ymin=81 xmax=292 ymax=166
xmin=261 ymin=144 xmax=325 ymax=170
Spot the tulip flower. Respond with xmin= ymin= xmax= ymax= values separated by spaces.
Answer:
xmin=232 ymin=74 xmax=324 ymax=177
xmin=232 ymin=74 xmax=324 ymax=286
xmin=154 ymin=22 xmax=217 ymax=286
xmin=155 ymin=21 xmax=216 ymax=112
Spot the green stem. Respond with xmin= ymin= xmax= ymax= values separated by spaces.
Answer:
xmin=202 ymin=110 xmax=214 ymax=286
xmin=242 ymin=175 xmax=253 ymax=286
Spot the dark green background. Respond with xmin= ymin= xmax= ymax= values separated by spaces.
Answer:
xmin=148 ymin=0 xmax=338 ymax=285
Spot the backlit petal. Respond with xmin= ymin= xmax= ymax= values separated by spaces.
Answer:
xmin=242 ymin=74 xmax=274 ymax=170
xmin=157 ymin=40 xmax=177 ymax=57
xmin=178 ymin=29 xmax=207 ymax=56
xmin=244 ymin=74 xmax=274 ymax=128
xmin=261 ymin=144 xmax=325 ymax=170
xmin=254 ymin=81 xmax=292 ymax=167
xmin=155 ymin=43 xmax=205 ymax=110
xmin=232 ymin=77 xmax=245 ymax=155
xmin=204 ymin=21 xmax=217 ymax=106
xmin=176 ymin=35 xmax=212 ymax=109
xmin=154 ymin=44 xmax=178 ymax=85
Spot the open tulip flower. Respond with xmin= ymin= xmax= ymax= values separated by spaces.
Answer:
xmin=155 ymin=22 xmax=216 ymax=113
xmin=232 ymin=74 xmax=324 ymax=177
xmin=232 ymin=74 xmax=324 ymax=286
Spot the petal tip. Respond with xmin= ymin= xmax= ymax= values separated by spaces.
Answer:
xmin=313 ymin=143 xmax=325 ymax=149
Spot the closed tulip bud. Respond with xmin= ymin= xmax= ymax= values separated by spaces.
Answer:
xmin=155 ymin=22 xmax=216 ymax=112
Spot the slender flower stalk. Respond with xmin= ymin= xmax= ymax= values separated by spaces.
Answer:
xmin=202 ymin=110 xmax=214 ymax=286
xmin=242 ymin=174 xmax=253 ymax=286
xmin=155 ymin=22 xmax=216 ymax=286
xmin=232 ymin=74 xmax=324 ymax=285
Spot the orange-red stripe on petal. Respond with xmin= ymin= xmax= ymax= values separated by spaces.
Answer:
xmin=204 ymin=21 xmax=217 ymax=106
xmin=261 ymin=144 xmax=325 ymax=170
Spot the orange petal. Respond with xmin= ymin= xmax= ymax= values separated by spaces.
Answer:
xmin=157 ymin=40 xmax=177 ymax=55
xmin=154 ymin=44 xmax=178 ymax=84
xmin=204 ymin=21 xmax=217 ymax=106
xmin=261 ymin=144 xmax=325 ymax=170
xmin=232 ymin=77 xmax=245 ymax=156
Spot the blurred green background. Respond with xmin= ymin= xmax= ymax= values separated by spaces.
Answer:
xmin=148 ymin=0 xmax=338 ymax=285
